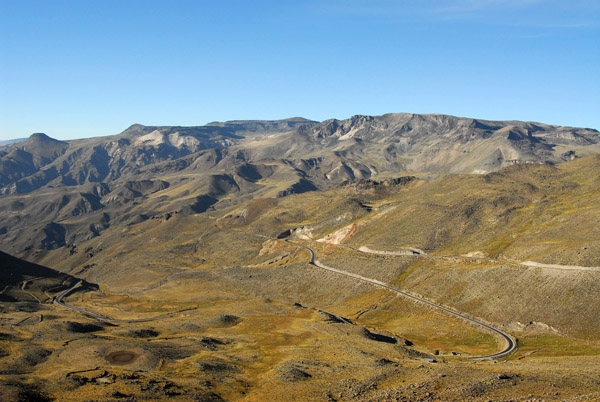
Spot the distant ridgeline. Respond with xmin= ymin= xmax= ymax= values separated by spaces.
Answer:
xmin=0 ymin=113 xmax=598 ymax=255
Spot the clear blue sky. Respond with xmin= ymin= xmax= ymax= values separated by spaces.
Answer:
xmin=0 ymin=0 xmax=598 ymax=140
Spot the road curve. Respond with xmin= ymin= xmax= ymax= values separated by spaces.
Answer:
xmin=54 ymin=280 xmax=188 ymax=323
xmin=285 ymin=239 xmax=517 ymax=360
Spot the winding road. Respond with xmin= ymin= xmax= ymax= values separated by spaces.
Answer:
xmin=285 ymin=239 xmax=517 ymax=360
xmin=54 ymin=280 xmax=190 ymax=323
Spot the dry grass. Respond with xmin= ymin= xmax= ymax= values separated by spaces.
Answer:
xmin=3 ymin=157 xmax=600 ymax=400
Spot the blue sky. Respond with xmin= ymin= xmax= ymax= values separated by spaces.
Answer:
xmin=0 ymin=0 xmax=598 ymax=140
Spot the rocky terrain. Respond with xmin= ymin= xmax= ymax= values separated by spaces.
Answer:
xmin=1 ymin=113 xmax=600 ymax=401
xmin=0 ymin=113 xmax=598 ymax=258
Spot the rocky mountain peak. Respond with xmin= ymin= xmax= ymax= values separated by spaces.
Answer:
xmin=28 ymin=132 xmax=52 ymax=140
xmin=19 ymin=133 xmax=69 ymax=166
xmin=23 ymin=132 xmax=67 ymax=148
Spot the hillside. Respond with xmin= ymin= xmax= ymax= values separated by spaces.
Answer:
xmin=1 ymin=115 xmax=600 ymax=401
xmin=13 ymin=155 xmax=600 ymax=342
xmin=0 ymin=113 xmax=598 ymax=258
xmin=1 ymin=156 xmax=600 ymax=400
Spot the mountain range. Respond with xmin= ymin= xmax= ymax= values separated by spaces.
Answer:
xmin=1 ymin=113 xmax=598 ymax=257
xmin=2 ymin=113 xmax=600 ymax=401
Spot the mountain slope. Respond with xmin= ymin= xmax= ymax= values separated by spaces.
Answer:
xmin=0 ymin=250 xmax=86 ymax=303
xmin=1 ymin=113 xmax=598 ymax=196
xmin=295 ymin=113 xmax=598 ymax=174
xmin=0 ymin=113 xmax=598 ymax=257
xmin=1 ymin=151 xmax=600 ymax=401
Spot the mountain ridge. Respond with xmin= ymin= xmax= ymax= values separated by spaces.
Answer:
xmin=2 ymin=116 xmax=600 ymax=401
xmin=0 ymin=112 xmax=599 ymax=256
xmin=1 ymin=113 xmax=598 ymax=196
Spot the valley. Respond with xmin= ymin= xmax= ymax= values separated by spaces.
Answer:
xmin=1 ymin=114 xmax=600 ymax=401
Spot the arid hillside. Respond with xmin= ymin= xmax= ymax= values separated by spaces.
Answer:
xmin=1 ymin=113 xmax=600 ymax=401
xmin=1 ymin=113 xmax=598 ymax=258
xmin=2 ymin=155 xmax=600 ymax=401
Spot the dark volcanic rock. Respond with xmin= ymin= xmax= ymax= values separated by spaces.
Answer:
xmin=199 ymin=337 xmax=227 ymax=350
xmin=218 ymin=314 xmax=241 ymax=326
xmin=131 ymin=328 xmax=160 ymax=338
xmin=361 ymin=328 xmax=397 ymax=344
xmin=66 ymin=321 xmax=104 ymax=333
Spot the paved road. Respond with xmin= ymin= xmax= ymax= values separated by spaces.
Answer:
xmin=285 ymin=239 xmax=517 ymax=360
xmin=54 ymin=280 xmax=189 ymax=323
